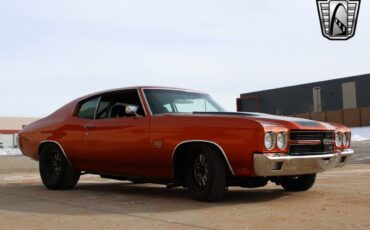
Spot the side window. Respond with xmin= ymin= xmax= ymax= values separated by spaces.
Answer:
xmin=96 ymin=89 xmax=145 ymax=119
xmin=77 ymin=97 xmax=100 ymax=119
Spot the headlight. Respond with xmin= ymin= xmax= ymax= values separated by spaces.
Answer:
xmin=277 ymin=132 xmax=287 ymax=150
xmin=264 ymin=132 xmax=275 ymax=150
xmin=343 ymin=132 xmax=350 ymax=148
xmin=335 ymin=132 xmax=342 ymax=147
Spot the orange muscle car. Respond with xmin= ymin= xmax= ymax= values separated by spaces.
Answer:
xmin=19 ymin=86 xmax=354 ymax=201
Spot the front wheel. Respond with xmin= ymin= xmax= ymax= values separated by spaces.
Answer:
xmin=281 ymin=174 xmax=316 ymax=191
xmin=39 ymin=144 xmax=80 ymax=190
xmin=185 ymin=145 xmax=227 ymax=202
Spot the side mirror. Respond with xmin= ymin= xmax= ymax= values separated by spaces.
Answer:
xmin=125 ymin=105 xmax=139 ymax=117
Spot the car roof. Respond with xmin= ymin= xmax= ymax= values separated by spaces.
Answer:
xmin=76 ymin=86 xmax=207 ymax=102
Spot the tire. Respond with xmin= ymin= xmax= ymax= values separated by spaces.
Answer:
xmin=281 ymin=174 xmax=316 ymax=191
xmin=39 ymin=144 xmax=80 ymax=190
xmin=185 ymin=144 xmax=227 ymax=202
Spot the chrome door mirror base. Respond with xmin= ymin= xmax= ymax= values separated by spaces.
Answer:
xmin=125 ymin=105 xmax=140 ymax=117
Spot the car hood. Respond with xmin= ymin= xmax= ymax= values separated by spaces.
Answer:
xmin=192 ymin=112 xmax=338 ymax=131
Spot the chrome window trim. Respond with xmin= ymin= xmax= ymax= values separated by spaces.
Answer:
xmin=93 ymin=96 xmax=102 ymax=120
xmin=136 ymin=88 xmax=147 ymax=117
xmin=39 ymin=140 xmax=72 ymax=166
xmin=142 ymin=87 xmax=206 ymax=94
xmin=141 ymin=88 xmax=153 ymax=116
xmin=72 ymin=87 xmax=203 ymax=117
xmin=75 ymin=88 xmax=148 ymax=119
xmin=172 ymin=140 xmax=235 ymax=176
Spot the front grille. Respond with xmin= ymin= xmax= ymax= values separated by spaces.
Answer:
xmin=289 ymin=131 xmax=335 ymax=155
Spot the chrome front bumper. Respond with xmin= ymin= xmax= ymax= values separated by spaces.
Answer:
xmin=254 ymin=149 xmax=354 ymax=177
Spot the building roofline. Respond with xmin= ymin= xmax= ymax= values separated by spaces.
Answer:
xmin=240 ymin=73 xmax=370 ymax=97
xmin=0 ymin=130 xmax=20 ymax=134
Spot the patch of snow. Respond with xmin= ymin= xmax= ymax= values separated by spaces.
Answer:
xmin=0 ymin=148 xmax=22 ymax=156
xmin=351 ymin=134 xmax=367 ymax=142
xmin=351 ymin=126 xmax=370 ymax=142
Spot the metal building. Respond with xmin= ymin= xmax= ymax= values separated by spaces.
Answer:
xmin=237 ymin=74 xmax=370 ymax=127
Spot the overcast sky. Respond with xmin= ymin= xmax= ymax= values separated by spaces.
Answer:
xmin=1 ymin=0 xmax=369 ymax=117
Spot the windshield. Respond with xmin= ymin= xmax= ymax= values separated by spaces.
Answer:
xmin=144 ymin=89 xmax=226 ymax=115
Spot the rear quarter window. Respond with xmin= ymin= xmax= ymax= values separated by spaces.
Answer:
xmin=77 ymin=97 xmax=99 ymax=119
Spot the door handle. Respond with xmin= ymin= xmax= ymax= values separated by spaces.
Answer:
xmin=85 ymin=125 xmax=96 ymax=129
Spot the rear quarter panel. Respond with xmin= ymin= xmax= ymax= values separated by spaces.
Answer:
xmin=19 ymin=100 xmax=81 ymax=161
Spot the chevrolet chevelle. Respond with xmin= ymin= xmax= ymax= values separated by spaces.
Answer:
xmin=19 ymin=87 xmax=354 ymax=201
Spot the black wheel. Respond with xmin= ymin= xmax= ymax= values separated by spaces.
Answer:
xmin=281 ymin=174 xmax=316 ymax=191
xmin=39 ymin=144 xmax=80 ymax=190
xmin=185 ymin=144 xmax=227 ymax=202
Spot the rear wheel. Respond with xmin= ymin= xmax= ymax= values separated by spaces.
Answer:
xmin=185 ymin=145 xmax=227 ymax=202
xmin=281 ymin=174 xmax=316 ymax=191
xmin=39 ymin=144 xmax=80 ymax=190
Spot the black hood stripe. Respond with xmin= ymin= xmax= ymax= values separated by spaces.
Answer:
xmin=193 ymin=112 xmax=324 ymax=127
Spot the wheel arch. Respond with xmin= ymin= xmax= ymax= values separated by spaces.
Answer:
xmin=38 ymin=140 xmax=72 ymax=165
xmin=172 ymin=140 xmax=235 ymax=184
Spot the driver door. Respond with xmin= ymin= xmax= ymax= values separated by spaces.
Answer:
xmin=81 ymin=89 xmax=151 ymax=177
